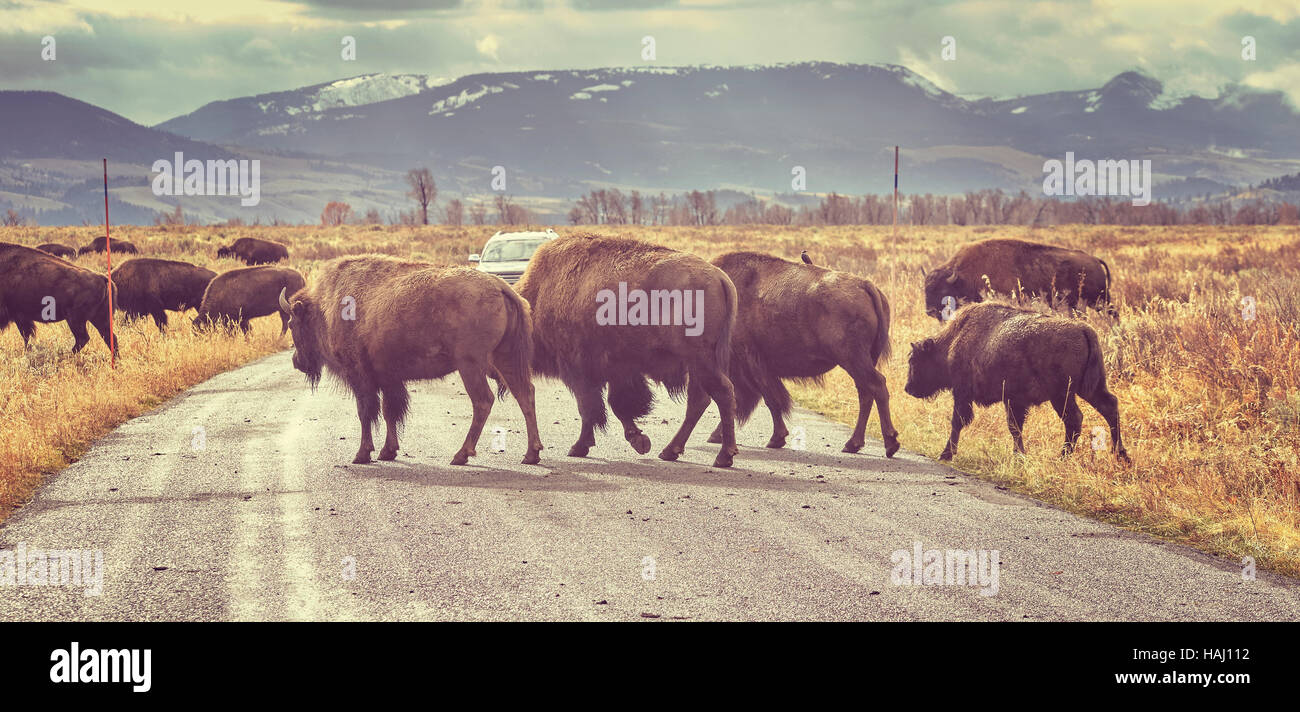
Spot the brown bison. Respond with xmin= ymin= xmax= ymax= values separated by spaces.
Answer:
xmin=516 ymin=233 xmax=740 ymax=467
xmin=705 ymin=251 xmax=900 ymax=457
xmin=922 ymin=238 xmax=1114 ymax=320
xmin=36 ymin=243 xmax=77 ymax=259
xmin=194 ymin=265 xmax=305 ymax=335
xmin=113 ymin=258 xmax=217 ymax=330
xmin=279 ymin=255 xmax=543 ymax=466
xmin=78 ymin=236 xmax=140 ymax=256
xmin=904 ymin=302 xmax=1128 ymax=463
xmin=217 ymin=237 xmax=289 ymax=265
xmin=0 ymin=242 xmax=118 ymax=352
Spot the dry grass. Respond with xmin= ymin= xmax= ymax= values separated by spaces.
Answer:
xmin=2 ymin=223 xmax=1298 ymax=579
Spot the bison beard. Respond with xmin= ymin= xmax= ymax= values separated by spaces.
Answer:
xmin=516 ymin=233 xmax=740 ymax=468
xmin=280 ymin=255 xmax=543 ymax=466
xmin=904 ymin=302 xmax=1129 ymax=462
xmin=0 ymin=242 xmax=118 ymax=353
xmin=706 ymin=251 xmax=900 ymax=457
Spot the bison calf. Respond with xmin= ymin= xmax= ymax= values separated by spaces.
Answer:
xmin=516 ymin=233 xmax=740 ymax=467
xmin=904 ymin=302 xmax=1128 ymax=462
xmin=0 ymin=242 xmax=118 ymax=352
xmin=707 ymin=251 xmax=900 ymax=457
xmin=194 ymin=265 xmax=305 ymax=335
xmin=113 ymin=258 xmax=217 ymax=330
xmin=217 ymin=237 xmax=289 ymax=265
xmin=280 ymin=255 xmax=543 ymax=466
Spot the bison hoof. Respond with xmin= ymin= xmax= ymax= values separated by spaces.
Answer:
xmin=567 ymin=443 xmax=590 ymax=458
xmin=706 ymin=431 xmax=723 ymax=444
xmin=712 ymin=453 xmax=734 ymax=468
xmin=522 ymin=450 xmax=541 ymax=465
xmin=841 ymin=439 xmax=864 ymax=454
xmin=658 ymin=446 xmax=682 ymax=462
xmin=765 ymin=436 xmax=787 ymax=449
xmin=378 ymin=447 xmax=398 ymax=461
xmin=352 ymin=452 xmax=372 ymax=464
xmin=938 ymin=450 xmax=954 ymax=462
xmin=627 ymin=432 xmax=652 ymax=455
xmin=450 ymin=451 xmax=471 ymax=466
xmin=884 ymin=436 xmax=901 ymax=459
xmin=1116 ymin=450 xmax=1132 ymax=465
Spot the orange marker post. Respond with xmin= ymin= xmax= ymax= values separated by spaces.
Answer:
xmin=102 ymin=158 xmax=115 ymax=368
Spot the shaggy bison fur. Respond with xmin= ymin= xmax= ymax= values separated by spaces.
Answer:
xmin=515 ymin=233 xmax=740 ymax=467
xmin=706 ymin=251 xmax=900 ymax=457
xmin=280 ymin=255 xmax=542 ymax=466
xmin=194 ymin=265 xmax=305 ymax=335
xmin=112 ymin=258 xmax=217 ymax=330
xmin=904 ymin=302 xmax=1128 ymax=462
xmin=0 ymin=242 xmax=118 ymax=352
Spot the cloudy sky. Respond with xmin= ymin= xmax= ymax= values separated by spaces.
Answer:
xmin=2 ymin=0 xmax=1298 ymax=126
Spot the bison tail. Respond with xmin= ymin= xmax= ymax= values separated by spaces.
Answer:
xmin=496 ymin=286 xmax=534 ymax=401
xmin=1080 ymin=328 xmax=1105 ymax=397
xmin=867 ymin=284 xmax=892 ymax=365
xmin=715 ymin=273 xmax=737 ymax=375
xmin=1099 ymin=258 xmax=1113 ymax=303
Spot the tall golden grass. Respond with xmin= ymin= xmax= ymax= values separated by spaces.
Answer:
xmin=1 ymin=223 xmax=1296 ymax=577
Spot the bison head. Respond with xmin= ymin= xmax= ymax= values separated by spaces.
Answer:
xmin=903 ymin=337 xmax=950 ymax=399
xmin=280 ymin=287 xmax=323 ymax=388
xmin=922 ymin=267 xmax=981 ymax=322
xmin=216 ymin=245 xmax=233 ymax=259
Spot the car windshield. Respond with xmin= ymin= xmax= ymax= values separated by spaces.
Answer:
xmin=482 ymin=238 xmax=547 ymax=262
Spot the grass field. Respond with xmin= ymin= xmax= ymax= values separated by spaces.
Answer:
xmin=2 ymin=223 xmax=1297 ymax=577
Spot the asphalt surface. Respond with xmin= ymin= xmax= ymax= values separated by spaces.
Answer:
xmin=1 ymin=351 xmax=1297 ymax=621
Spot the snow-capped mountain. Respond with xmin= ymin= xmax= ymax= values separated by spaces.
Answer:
xmin=153 ymin=63 xmax=1300 ymax=197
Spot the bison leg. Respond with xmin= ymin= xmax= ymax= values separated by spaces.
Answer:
xmin=377 ymin=384 xmax=409 ymax=461
xmin=1004 ymin=399 xmax=1029 ymax=454
xmin=69 ymin=320 xmax=91 ymax=353
xmin=844 ymin=365 xmax=900 ymax=458
xmin=16 ymin=319 xmax=35 ymax=349
xmin=940 ymin=395 xmax=974 ymax=461
xmin=662 ymin=367 xmax=738 ymax=468
xmin=608 ymin=376 xmax=654 ymax=456
xmin=152 ymin=310 xmax=168 ymax=331
xmin=1079 ymin=388 xmax=1130 ymax=463
xmin=1050 ymin=393 xmax=1084 ymax=456
xmin=755 ymin=371 xmax=792 ymax=449
xmin=495 ymin=360 xmax=543 ymax=465
xmin=452 ymin=364 xmax=495 ymax=466
xmin=566 ymin=378 xmax=605 ymax=458
xmin=659 ymin=378 xmax=710 ymax=463
xmin=351 ymin=386 xmax=380 ymax=464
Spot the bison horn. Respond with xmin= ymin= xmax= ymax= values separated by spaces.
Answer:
xmin=278 ymin=287 xmax=292 ymax=314
xmin=946 ymin=271 xmax=960 ymax=284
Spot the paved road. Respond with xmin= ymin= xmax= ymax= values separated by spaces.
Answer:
xmin=1 ymin=351 xmax=1297 ymax=621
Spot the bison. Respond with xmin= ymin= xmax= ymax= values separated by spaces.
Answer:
xmin=36 ymin=243 xmax=77 ymax=259
xmin=78 ymin=236 xmax=140 ymax=256
xmin=705 ymin=251 xmax=900 ymax=457
xmin=194 ymin=265 xmax=305 ymax=335
xmin=922 ymin=238 xmax=1114 ymax=320
xmin=516 ymin=233 xmax=740 ymax=467
xmin=0 ymin=242 xmax=118 ymax=352
xmin=904 ymin=302 xmax=1128 ymax=463
xmin=112 ymin=258 xmax=217 ymax=330
xmin=279 ymin=255 xmax=543 ymax=466
xmin=217 ymin=237 xmax=289 ymax=265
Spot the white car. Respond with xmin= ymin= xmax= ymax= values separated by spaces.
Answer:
xmin=468 ymin=228 xmax=558 ymax=284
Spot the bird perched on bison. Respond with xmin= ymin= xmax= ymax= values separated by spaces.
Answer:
xmin=0 ymin=242 xmax=118 ymax=352
xmin=800 ymin=250 xmax=812 ymax=265
xmin=515 ymin=233 xmax=741 ymax=467
xmin=706 ymin=251 xmax=900 ymax=457
xmin=36 ymin=243 xmax=77 ymax=259
xmin=279 ymin=255 xmax=543 ymax=466
xmin=78 ymin=236 xmax=140 ymax=256
xmin=922 ymin=238 xmax=1114 ymax=320
xmin=194 ymin=265 xmax=305 ymax=335
xmin=216 ymin=237 xmax=289 ymax=265
xmin=904 ymin=302 xmax=1128 ymax=463
xmin=112 ymin=258 xmax=217 ymax=330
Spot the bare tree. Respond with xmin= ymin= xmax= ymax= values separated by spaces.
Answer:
xmin=405 ymin=168 xmax=437 ymax=225
xmin=444 ymin=199 xmax=464 ymax=226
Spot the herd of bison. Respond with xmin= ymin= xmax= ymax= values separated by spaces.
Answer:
xmin=0 ymin=232 xmax=1129 ymax=468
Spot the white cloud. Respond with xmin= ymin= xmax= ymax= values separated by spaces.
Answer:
xmin=475 ymin=34 xmax=500 ymax=61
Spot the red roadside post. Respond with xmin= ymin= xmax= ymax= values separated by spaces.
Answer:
xmin=102 ymin=158 xmax=115 ymax=368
